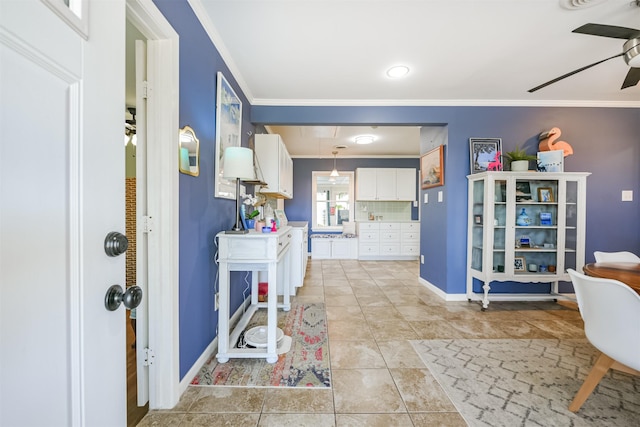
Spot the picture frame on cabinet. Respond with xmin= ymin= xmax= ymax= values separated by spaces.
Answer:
xmin=469 ymin=138 xmax=502 ymax=173
xmin=214 ymin=72 xmax=243 ymax=199
xmin=421 ymin=145 xmax=444 ymax=189
xmin=537 ymin=187 xmax=554 ymax=203
xmin=514 ymin=256 xmax=526 ymax=272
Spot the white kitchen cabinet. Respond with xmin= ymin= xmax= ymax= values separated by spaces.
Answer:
xmin=255 ymin=134 xmax=293 ymax=199
xmin=357 ymin=221 xmax=419 ymax=260
xmin=311 ymin=236 xmax=358 ymax=259
xmin=466 ymin=171 xmax=590 ymax=310
xmin=289 ymin=222 xmax=308 ymax=290
xmin=356 ymin=168 xmax=416 ymax=201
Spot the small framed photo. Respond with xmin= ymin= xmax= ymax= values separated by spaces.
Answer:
xmin=469 ymin=138 xmax=502 ymax=174
xmin=537 ymin=187 xmax=554 ymax=202
xmin=474 ymin=214 xmax=483 ymax=225
xmin=421 ymin=145 xmax=444 ymax=189
xmin=514 ymin=256 xmax=526 ymax=272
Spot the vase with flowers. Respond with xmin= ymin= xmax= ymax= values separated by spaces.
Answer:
xmin=241 ymin=192 xmax=264 ymax=231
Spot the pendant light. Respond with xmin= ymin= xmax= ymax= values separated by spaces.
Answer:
xmin=330 ymin=150 xmax=339 ymax=177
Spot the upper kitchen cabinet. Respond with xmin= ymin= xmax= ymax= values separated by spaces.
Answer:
xmin=356 ymin=168 xmax=416 ymax=201
xmin=255 ymin=134 xmax=293 ymax=199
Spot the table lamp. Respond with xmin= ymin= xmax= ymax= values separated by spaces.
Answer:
xmin=223 ymin=146 xmax=255 ymax=234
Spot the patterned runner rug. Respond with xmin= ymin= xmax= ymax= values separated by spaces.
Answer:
xmin=411 ymin=339 xmax=640 ymax=427
xmin=191 ymin=303 xmax=330 ymax=388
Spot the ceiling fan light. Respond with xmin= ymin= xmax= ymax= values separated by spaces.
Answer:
xmin=355 ymin=135 xmax=374 ymax=145
xmin=623 ymin=38 xmax=640 ymax=67
xmin=386 ymin=65 xmax=409 ymax=78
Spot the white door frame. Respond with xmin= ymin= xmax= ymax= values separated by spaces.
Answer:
xmin=126 ymin=0 xmax=180 ymax=410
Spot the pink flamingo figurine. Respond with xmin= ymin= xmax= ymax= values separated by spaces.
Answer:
xmin=538 ymin=127 xmax=573 ymax=157
xmin=487 ymin=151 xmax=503 ymax=171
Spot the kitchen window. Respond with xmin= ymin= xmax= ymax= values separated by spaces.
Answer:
xmin=312 ymin=171 xmax=354 ymax=232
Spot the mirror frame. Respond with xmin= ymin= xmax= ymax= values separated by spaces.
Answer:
xmin=179 ymin=125 xmax=200 ymax=177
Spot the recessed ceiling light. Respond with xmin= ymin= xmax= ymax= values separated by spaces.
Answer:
xmin=386 ymin=65 xmax=410 ymax=78
xmin=355 ymin=135 xmax=375 ymax=145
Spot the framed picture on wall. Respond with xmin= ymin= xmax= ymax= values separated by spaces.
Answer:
xmin=214 ymin=72 xmax=243 ymax=199
xmin=421 ymin=145 xmax=444 ymax=189
xmin=469 ymin=138 xmax=502 ymax=173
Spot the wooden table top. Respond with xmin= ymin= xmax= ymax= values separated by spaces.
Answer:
xmin=583 ymin=262 xmax=640 ymax=294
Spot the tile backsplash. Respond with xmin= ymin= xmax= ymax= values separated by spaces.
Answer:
xmin=355 ymin=201 xmax=413 ymax=221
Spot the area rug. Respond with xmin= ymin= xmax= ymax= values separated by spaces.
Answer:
xmin=191 ymin=303 xmax=330 ymax=388
xmin=411 ymin=339 xmax=640 ymax=427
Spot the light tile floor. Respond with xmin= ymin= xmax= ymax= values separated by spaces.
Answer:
xmin=138 ymin=259 xmax=584 ymax=426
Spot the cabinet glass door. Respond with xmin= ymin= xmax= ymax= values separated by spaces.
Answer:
xmin=513 ymin=178 xmax=559 ymax=275
xmin=492 ymin=179 xmax=507 ymax=273
xmin=470 ymin=180 xmax=485 ymax=272
xmin=563 ymin=179 xmax=578 ymax=272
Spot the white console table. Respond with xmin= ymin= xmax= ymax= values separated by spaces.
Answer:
xmin=216 ymin=226 xmax=292 ymax=363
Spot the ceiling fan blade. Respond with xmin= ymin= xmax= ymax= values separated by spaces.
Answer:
xmin=528 ymin=53 xmax=623 ymax=93
xmin=621 ymin=67 xmax=640 ymax=89
xmin=572 ymin=23 xmax=640 ymax=40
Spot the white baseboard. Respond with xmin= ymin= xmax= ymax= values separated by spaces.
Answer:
xmin=418 ymin=277 xmax=467 ymax=301
xmin=178 ymin=299 xmax=251 ymax=395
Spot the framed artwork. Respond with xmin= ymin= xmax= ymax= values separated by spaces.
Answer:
xmin=514 ymin=256 xmax=526 ymax=272
xmin=536 ymin=150 xmax=564 ymax=172
xmin=421 ymin=145 xmax=444 ymax=189
xmin=469 ymin=138 xmax=502 ymax=174
xmin=537 ymin=187 xmax=554 ymax=203
xmin=214 ymin=72 xmax=243 ymax=199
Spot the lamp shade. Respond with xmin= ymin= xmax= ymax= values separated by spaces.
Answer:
xmin=222 ymin=147 xmax=255 ymax=180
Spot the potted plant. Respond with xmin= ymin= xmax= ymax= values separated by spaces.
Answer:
xmin=241 ymin=193 xmax=264 ymax=230
xmin=503 ymin=146 xmax=537 ymax=171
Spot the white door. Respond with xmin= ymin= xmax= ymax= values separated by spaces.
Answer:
xmin=1 ymin=1 xmax=126 ymax=426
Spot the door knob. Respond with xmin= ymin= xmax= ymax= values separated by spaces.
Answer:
xmin=104 ymin=284 xmax=142 ymax=311
xmin=104 ymin=231 xmax=129 ymax=257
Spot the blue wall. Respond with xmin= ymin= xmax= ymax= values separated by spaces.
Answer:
xmin=154 ymin=0 xmax=257 ymax=379
xmin=253 ymin=106 xmax=640 ymax=295
xmin=154 ymin=1 xmax=639 ymax=380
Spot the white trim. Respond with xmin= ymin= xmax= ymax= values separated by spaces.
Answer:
xmin=178 ymin=299 xmax=252 ymax=394
xmin=41 ymin=0 xmax=89 ymax=39
xmin=418 ymin=277 xmax=468 ymax=302
xmin=126 ymin=0 xmax=180 ymax=410
xmin=251 ymin=98 xmax=640 ymax=108
xmin=187 ymin=0 xmax=254 ymax=101
xmin=292 ymin=154 xmax=420 ymax=159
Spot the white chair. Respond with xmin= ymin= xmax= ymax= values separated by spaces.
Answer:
xmin=593 ymin=251 xmax=640 ymax=263
xmin=566 ymin=269 xmax=640 ymax=412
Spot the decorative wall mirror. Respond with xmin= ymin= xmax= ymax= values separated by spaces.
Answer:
xmin=179 ymin=125 xmax=200 ymax=176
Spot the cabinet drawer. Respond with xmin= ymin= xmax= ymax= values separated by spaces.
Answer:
xmin=401 ymin=232 xmax=420 ymax=242
xmin=380 ymin=244 xmax=400 ymax=254
xmin=359 ymin=231 xmax=380 ymax=242
xmin=358 ymin=244 xmax=379 ymax=255
xmin=358 ymin=222 xmax=379 ymax=231
xmin=379 ymin=222 xmax=400 ymax=231
xmin=380 ymin=231 xmax=400 ymax=241
xmin=401 ymin=245 xmax=420 ymax=256
xmin=401 ymin=222 xmax=419 ymax=232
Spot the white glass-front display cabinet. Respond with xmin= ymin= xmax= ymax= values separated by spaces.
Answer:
xmin=466 ymin=171 xmax=590 ymax=310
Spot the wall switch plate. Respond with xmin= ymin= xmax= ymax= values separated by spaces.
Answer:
xmin=420 ymin=254 xmax=425 ymax=264
xmin=622 ymin=190 xmax=633 ymax=201
xmin=413 ymin=200 xmax=418 ymax=207
xmin=438 ymin=191 xmax=443 ymax=202
xmin=424 ymin=194 xmax=428 ymax=204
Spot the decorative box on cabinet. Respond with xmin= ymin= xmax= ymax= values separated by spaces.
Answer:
xmin=255 ymin=134 xmax=293 ymax=199
xmin=355 ymin=168 xmax=416 ymax=201
xmin=466 ymin=171 xmax=590 ymax=310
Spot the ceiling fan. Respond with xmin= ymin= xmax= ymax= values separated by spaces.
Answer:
xmin=528 ymin=23 xmax=640 ymax=92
